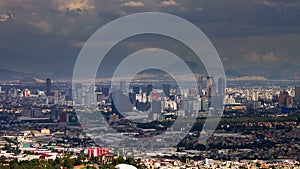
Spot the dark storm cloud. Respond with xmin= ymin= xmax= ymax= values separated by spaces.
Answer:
xmin=0 ymin=0 xmax=299 ymax=75
xmin=171 ymin=0 xmax=300 ymax=38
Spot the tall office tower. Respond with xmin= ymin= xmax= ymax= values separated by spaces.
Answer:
xmin=11 ymin=88 xmax=17 ymax=98
xmin=217 ymin=77 xmax=225 ymax=95
xmin=133 ymin=86 xmax=140 ymax=95
xmin=128 ymin=92 xmax=136 ymax=104
xmin=102 ymin=86 xmax=110 ymax=96
xmin=206 ymin=76 xmax=213 ymax=107
xmin=151 ymin=100 xmax=163 ymax=114
xmin=252 ymin=90 xmax=259 ymax=101
xmin=206 ymin=76 xmax=213 ymax=96
xmin=67 ymin=88 xmax=72 ymax=100
xmin=196 ymin=74 xmax=203 ymax=95
xmin=205 ymin=76 xmax=212 ymax=96
xmin=195 ymin=74 xmax=203 ymax=95
xmin=24 ymin=88 xmax=30 ymax=97
xmin=111 ymin=90 xmax=132 ymax=113
xmin=141 ymin=85 xmax=147 ymax=94
xmin=279 ymin=91 xmax=289 ymax=105
xmin=46 ymin=78 xmax=52 ymax=96
xmin=146 ymin=84 xmax=153 ymax=96
xmin=286 ymin=97 xmax=294 ymax=108
xmin=295 ymin=86 xmax=300 ymax=102
xmin=120 ymin=81 xmax=126 ymax=93
xmin=162 ymin=84 xmax=170 ymax=97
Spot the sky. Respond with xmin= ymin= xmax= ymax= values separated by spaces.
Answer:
xmin=0 ymin=0 xmax=300 ymax=77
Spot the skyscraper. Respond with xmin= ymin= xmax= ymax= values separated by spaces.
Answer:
xmin=196 ymin=74 xmax=203 ymax=95
xmin=146 ymin=84 xmax=153 ymax=96
xmin=252 ymin=90 xmax=259 ymax=102
xmin=206 ymin=76 xmax=213 ymax=97
xmin=295 ymin=86 xmax=300 ymax=103
xmin=151 ymin=100 xmax=163 ymax=114
xmin=206 ymin=77 xmax=213 ymax=107
xmin=101 ymin=86 xmax=110 ymax=96
xmin=46 ymin=78 xmax=51 ymax=96
xmin=162 ymin=84 xmax=170 ymax=97
xmin=217 ymin=77 xmax=225 ymax=95
xmin=67 ymin=88 xmax=72 ymax=101
xmin=133 ymin=86 xmax=140 ymax=95
xmin=111 ymin=90 xmax=132 ymax=113
xmin=120 ymin=81 xmax=126 ymax=93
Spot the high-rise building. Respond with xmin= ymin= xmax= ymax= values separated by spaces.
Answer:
xmin=46 ymin=78 xmax=52 ymax=96
xmin=133 ymin=86 xmax=140 ymax=95
xmin=120 ymin=81 xmax=126 ymax=93
xmin=152 ymin=92 xmax=159 ymax=101
xmin=54 ymin=90 xmax=59 ymax=98
xmin=152 ymin=100 xmax=163 ymax=114
xmin=24 ymin=89 xmax=30 ymax=97
xmin=206 ymin=77 xmax=213 ymax=107
xmin=67 ymin=88 xmax=72 ymax=101
xmin=295 ymin=86 xmax=300 ymax=102
xmin=146 ymin=84 xmax=153 ymax=96
xmin=279 ymin=91 xmax=289 ymax=106
xmin=252 ymin=90 xmax=259 ymax=101
xmin=111 ymin=90 xmax=132 ymax=113
xmin=206 ymin=76 xmax=212 ymax=97
xmin=196 ymin=74 xmax=203 ymax=95
xmin=11 ymin=88 xmax=17 ymax=98
xmin=162 ymin=84 xmax=170 ymax=97
xmin=101 ymin=86 xmax=110 ymax=96
xmin=128 ymin=92 xmax=136 ymax=104
xmin=286 ymin=97 xmax=294 ymax=108
xmin=217 ymin=77 xmax=225 ymax=95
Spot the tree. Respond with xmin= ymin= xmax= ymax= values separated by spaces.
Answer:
xmin=125 ymin=157 xmax=135 ymax=166
xmin=9 ymin=158 xmax=19 ymax=168
xmin=74 ymin=154 xmax=85 ymax=166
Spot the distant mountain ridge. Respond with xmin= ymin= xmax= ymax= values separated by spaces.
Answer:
xmin=0 ymin=63 xmax=299 ymax=81
xmin=0 ymin=69 xmax=72 ymax=81
xmin=240 ymin=63 xmax=300 ymax=80
xmin=0 ymin=68 xmax=43 ymax=81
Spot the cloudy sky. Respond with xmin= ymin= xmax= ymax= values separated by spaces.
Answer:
xmin=0 ymin=0 xmax=300 ymax=76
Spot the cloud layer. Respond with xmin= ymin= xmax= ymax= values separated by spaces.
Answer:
xmin=158 ymin=0 xmax=178 ymax=7
xmin=243 ymin=52 xmax=279 ymax=62
xmin=121 ymin=1 xmax=144 ymax=7
xmin=54 ymin=0 xmax=95 ymax=13
xmin=0 ymin=0 xmax=299 ymax=75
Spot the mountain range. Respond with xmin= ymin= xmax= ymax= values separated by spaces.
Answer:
xmin=0 ymin=63 xmax=299 ymax=81
xmin=0 ymin=69 xmax=72 ymax=81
